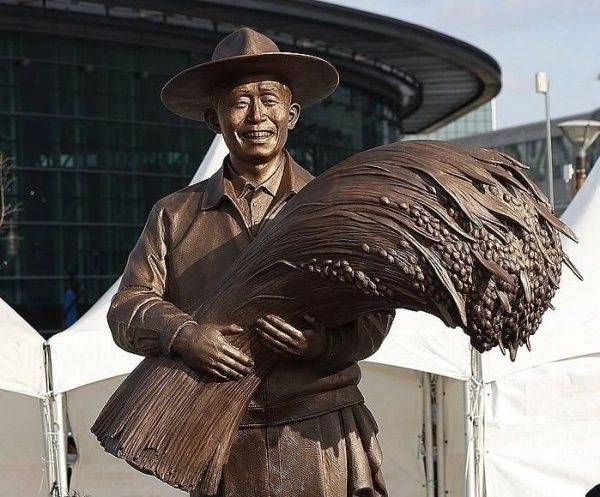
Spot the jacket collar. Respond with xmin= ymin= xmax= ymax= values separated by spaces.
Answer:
xmin=200 ymin=150 xmax=313 ymax=211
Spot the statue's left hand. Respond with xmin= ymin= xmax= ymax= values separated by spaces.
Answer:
xmin=255 ymin=314 xmax=327 ymax=359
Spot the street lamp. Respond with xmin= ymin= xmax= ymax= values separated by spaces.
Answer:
xmin=558 ymin=120 xmax=600 ymax=193
xmin=535 ymin=72 xmax=554 ymax=207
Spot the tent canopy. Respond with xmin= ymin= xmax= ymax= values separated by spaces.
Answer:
xmin=481 ymin=158 xmax=600 ymax=381
xmin=366 ymin=310 xmax=471 ymax=381
xmin=0 ymin=297 xmax=46 ymax=397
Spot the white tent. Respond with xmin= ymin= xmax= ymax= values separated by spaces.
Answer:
xmin=0 ymin=297 xmax=46 ymax=397
xmin=362 ymin=315 xmax=472 ymax=497
xmin=480 ymin=160 xmax=600 ymax=497
xmin=481 ymin=159 xmax=600 ymax=381
xmin=360 ymin=362 xmax=469 ymax=497
xmin=362 ymin=160 xmax=600 ymax=497
xmin=0 ymin=298 xmax=48 ymax=497
xmin=46 ymin=136 xmax=227 ymax=497
xmin=367 ymin=310 xmax=471 ymax=381
xmin=361 ymin=307 xmax=473 ymax=497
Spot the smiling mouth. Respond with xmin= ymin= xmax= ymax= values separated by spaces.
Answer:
xmin=240 ymin=130 xmax=274 ymax=140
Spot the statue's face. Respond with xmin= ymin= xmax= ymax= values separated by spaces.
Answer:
xmin=211 ymin=78 xmax=300 ymax=168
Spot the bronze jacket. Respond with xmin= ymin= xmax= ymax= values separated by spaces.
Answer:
xmin=108 ymin=152 xmax=392 ymax=427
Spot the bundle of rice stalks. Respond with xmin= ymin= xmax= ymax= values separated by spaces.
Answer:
xmin=92 ymin=140 xmax=579 ymax=494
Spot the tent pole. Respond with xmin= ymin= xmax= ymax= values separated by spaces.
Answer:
xmin=43 ymin=342 xmax=69 ymax=497
xmin=464 ymin=347 xmax=476 ymax=497
xmin=42 ymin=343 xmax=58 ymax=496
xmin=472 ymin=351 xmax=485 ymax=497
xmin=40 ymin=395 xmax=57 ymax=496
xmin=435 ymin=375 xmax=446 ymax=497
xmin=465 ymin=347 xmax=484 ymax=497
xmin=53 ymin=393 xmax=69 ymax=496
xmin=423 ymin=373 xmax=435 ymax=497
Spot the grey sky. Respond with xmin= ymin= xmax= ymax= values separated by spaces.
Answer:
xmin=324 ymin=0 xmax=599 ymax=130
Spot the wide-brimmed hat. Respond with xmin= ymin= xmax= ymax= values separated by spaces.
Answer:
xmin=161 ymin=27 xmax=339 ymax=121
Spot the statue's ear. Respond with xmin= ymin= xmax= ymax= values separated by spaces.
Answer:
xmin=204 ymin=108 xmax=221 ymax=134
xmin=288 ymin=102 xmax=301 ymax=130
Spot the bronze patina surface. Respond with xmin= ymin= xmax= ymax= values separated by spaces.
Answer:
xmin=95 ymin=28 xmax=389 ymax=497
xmin=93 ymin=28 xmax=578 ymax=497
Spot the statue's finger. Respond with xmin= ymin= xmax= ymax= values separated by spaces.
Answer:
xmin=259 ymin=316 xmax=301 ymax=341
xmin=213 ymin=362 xmax=244 ymax=381
xmin=222 ymin=344 xmax=254 ymax=367
xmin=220 ymin=350 xmax=253 ymax=373
xmin=222 ymin=324 xmax=244 ymax=335
xmin=264 ymin=314 xmax=302 ymax=335
xmin=202 ymin=366 xmax=229 ymax=381
xmin=257 ymin=328 xmax=298 ymax=356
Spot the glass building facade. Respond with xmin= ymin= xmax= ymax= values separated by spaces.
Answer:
xmin=0 ymin=30 xmax=403 ymax=330
xmin=454 ymin=109 xmax=600 ymax=214
xmin=407 ymin=101 xmax=496 ymax=141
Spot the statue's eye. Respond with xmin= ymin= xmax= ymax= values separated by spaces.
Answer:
xmin=233 ymin=97 xmax=250 ymax=108
xmin=262 ymin=95 xmax=279 ymax=106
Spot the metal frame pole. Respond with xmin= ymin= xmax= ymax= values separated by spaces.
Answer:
xmin=464 ymin=375 xmax=475 ymax=497
xmin=472 ymin=351 xmax=485 ymax=497
xmin=53 ymin=393 xmax=70 ymax=496
xmin=43 ymin=342 xmax=69 ymax=497
xmin=40 ymin=395 xmax=57 ymax=496
xmin=435 ymin=376 xmax=446 ymax=497
xmin=464 ymin=347 xmax=484 ymax=497
xmin=423 ymin=373 xmax=435 ymax=497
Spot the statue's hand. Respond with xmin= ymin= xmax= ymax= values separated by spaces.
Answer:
xmin=255 ymin=314 xmax=327 ymax=359
xmin=173 ymin=323 xmax=254 ymax=380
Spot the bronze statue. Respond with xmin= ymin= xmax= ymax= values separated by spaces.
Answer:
xmin=93 ymin=28 xmax=578 ymax=497
xmin=97 ymin=28 xmax=391 ymax=497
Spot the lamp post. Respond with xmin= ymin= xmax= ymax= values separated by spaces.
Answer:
xmin=535 ymin=72 xmax=554 ymax=207
xmin=558 ymin=120 xmax=600 ymax=193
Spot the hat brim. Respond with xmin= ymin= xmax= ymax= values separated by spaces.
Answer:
xmin=161 ymin=52 xmax=339 ymax=121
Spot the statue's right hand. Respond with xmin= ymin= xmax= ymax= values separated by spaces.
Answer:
xmin=172 ymin=323 xmax=254 ymax=381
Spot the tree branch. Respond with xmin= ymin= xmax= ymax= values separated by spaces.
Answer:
xmin=0 ymin=152 xmax=20 ymax=233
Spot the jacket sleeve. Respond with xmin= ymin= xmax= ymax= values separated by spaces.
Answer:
xmin=319 ymin=311 xmax=394 ymax=368
xmin=107 ymin=204 xmax=197 ymax=357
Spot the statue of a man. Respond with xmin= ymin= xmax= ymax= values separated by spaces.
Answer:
xmin=108 ymin=27 xmax=392 ymax=497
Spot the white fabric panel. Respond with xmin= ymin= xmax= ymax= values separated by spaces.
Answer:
xmin=49 ymin=278 xmax=143 ymax=393
xmin=482 ymin=160 xmax=600 ymax=381
xmin=0 ymin=298 xmax=46 ymax=397
xmin=49 ymin=135 xmax=227 ymax=393
xmin=189 ymin=134 xmax=228 ymax=185
xmin=360 ymin=362 xmax=426 ymax=497
xmin=0 ymin=391 xmax=46 ymax=497
xmin=442 ymin=378 xmax=467 ymax=497
xmin=366 ymin=310 xmax=471 ymax=381
xmin=67 ymin=376 xmax=184 ymax=497
xmin=484 ymin=354 xmax=600 ymax=497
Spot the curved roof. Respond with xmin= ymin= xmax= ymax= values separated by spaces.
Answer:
xmin=0 ymin=0 xmax=501 ymax=133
